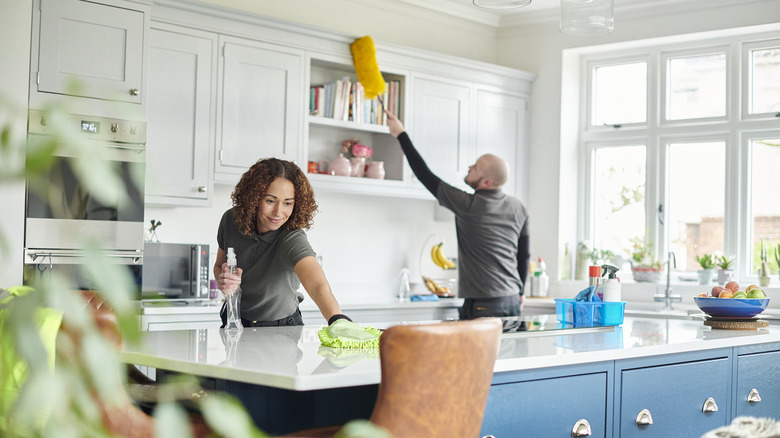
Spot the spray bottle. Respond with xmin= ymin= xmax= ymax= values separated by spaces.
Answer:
xmin=601 ymin=264 xmax=622 ymax=302
xmin=225 ymin=247 xmax=243 ymax=333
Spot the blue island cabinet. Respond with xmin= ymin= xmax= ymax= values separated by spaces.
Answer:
xmin=734 ymin=341 xmax=780 ymax=419
xmin=614 ymin=348 xmax=732 ymax=437
xmin=481 ymin=362 xmax=613 ymax=437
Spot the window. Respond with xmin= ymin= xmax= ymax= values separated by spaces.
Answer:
xmin=665 ymin=52 xmax=726 ymax=121
xmin=666 ymin=141 xmax=726 ymax=271
xmin=579 ymin=30 xmax=780 ymax=282
xmin=591 ymin=61 xmax=647 ymax=126
xmin=591 ymin=145 xmax=646 ymax=259
xmin=748 ymin=137 xmax=780 ymax=276
xmin=746 ymin=40 xmax=780 ymax=115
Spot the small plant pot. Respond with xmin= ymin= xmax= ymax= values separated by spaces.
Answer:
xmin=632 ymin=267 xmax=663 ymax=283
xmin=759 ymin=275 xmax=771 ymax=288
xmin=717 ymin=269 xmax=734 ymax=285
xmin=697 ymin=269 xmax=714 ymax=285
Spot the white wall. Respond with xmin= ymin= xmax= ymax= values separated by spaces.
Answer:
xmin=201 ymin=0 xmax=499 ymax=64
xmin=495 ymin=0 xmax=780 ymax=283
xmin=0 ymin=0 xmax=33 ymax=287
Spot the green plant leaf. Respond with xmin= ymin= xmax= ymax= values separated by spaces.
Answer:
xmin=201 ymin=394 xmax=270 ymax=438
xmin=154 ymin=402 xmax=195 ymax=438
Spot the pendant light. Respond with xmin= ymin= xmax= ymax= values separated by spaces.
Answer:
xmin=473 ymin=0 xmax=532 ymax=9
xmin=560 ymin=0 xmax=614 ymax=36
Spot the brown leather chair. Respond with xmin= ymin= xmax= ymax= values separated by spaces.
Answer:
xmin=283 ymin=318 xmax=503 ymax=438
xmin=65 ymin=290 xmax=211 ymax=438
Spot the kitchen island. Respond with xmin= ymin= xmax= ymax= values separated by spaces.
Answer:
xmin=121 ymin=316 xmax=780 ymax=436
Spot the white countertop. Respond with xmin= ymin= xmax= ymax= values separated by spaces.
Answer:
xmin=121 ymin=315 xmax=780 ymax=391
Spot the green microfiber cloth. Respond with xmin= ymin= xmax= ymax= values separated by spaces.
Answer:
xmin=318 ymin=319 xmax=381 ymax=349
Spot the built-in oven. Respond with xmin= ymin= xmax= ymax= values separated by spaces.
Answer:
xmin=24 ymin=109 xmax=146 ymax=296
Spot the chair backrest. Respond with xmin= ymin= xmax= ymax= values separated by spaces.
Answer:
xmin=369 ymin=318 xmax=502 ymax=438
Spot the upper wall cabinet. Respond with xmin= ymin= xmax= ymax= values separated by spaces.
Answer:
xmin=145 ymin=23 xmax=216 ymax=206
xmin=30 ymin=0 xmax=150 ymax=119
xmin=410 ymin=75 xmax=472 ymax=192
xmin=475 ymin=89 xmax=528 ymax=198
xmin=214 ymin=36 xmax=304 ymax=184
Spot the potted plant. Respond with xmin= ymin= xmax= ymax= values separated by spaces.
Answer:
xmin=716 ymin=255 xmax=735 ymax=285
xmin=758 ymin=239 xmax=771 ymax=287
xmin=695 ymin=254 xmax=716 ymax=285
xmin=629 ymin=238 xmax=663 ymax=283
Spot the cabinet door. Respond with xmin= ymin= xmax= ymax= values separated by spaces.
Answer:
xmin=145 ymin=26 xmax=215 ymax=205
xmin=481 ymin=372 xmax=607 ymax=437
xmin=410 ymin=76 xmax=471 ymax=189
xmin=735 ymin=350 xmax=780 ymax=419
xmin=618 ymin=358 xmax=729 ymax=437
xmin=216 ymin=38 xmax=303 ymax=182
xmin=475 ymin=90 xmax=527 ymax=198
xmin=36 ymin=0 xmax=145 ymax=104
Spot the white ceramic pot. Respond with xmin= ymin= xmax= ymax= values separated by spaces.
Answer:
xmin=717 ymin=269 xmax=734 ymax=285
xmin=697 ymin=269 xmax=714 ymax=285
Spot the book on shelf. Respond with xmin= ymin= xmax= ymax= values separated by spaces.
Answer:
xmin=309 ymin=78 xmax=401 ymax=126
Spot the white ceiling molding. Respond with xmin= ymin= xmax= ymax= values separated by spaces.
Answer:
xmin=354 ymin=0 xmax=771 ymax=32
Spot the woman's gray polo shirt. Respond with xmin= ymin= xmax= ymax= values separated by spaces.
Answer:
xmin=217 ymin=209 xmax=315 ymax=321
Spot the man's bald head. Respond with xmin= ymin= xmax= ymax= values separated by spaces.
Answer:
xmin=478 ymin=154 xmax=509 ymax=188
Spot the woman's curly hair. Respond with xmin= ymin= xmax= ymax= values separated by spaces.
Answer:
xmin=231 ymin=158 xmax=318 ymax=236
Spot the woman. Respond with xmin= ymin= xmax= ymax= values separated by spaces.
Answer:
xmin=214 ymin=158 xmax=348 ymax=327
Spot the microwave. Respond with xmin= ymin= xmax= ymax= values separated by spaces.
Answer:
xmin=142 ymin=242 xmax=210 ymax=301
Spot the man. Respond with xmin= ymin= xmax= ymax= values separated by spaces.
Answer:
xmin=386 ymin=112 xmax=530 ymax=320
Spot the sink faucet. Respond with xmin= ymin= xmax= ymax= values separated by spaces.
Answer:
xmin=654 ymin=251 xmax=682 ymax=310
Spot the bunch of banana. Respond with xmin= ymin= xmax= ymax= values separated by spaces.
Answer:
xmin=431 ymin=242 xmax=456 ymax=270
xmin=422 ymin=276 xmax=451 ymax=296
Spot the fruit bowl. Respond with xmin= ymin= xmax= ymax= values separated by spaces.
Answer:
xmin=694 ymin=297 xmax=770 ymax=318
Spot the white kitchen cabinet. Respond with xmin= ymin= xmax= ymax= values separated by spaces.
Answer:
xmin=410 ymin=75 xmax=472 ymax=191
xmin=30 ymin=0 xmax=149 ymax=118
xmin=475 ymin=89 xmax=528 ymax=198
xmin=214 ymin=36 xmax=304 ymax=184
xmin=145 ymin=24 xmax=216 ymax=206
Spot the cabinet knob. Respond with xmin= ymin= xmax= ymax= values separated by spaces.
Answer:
xmin=571 ymin=419 xmax=592 ymax=437
xmin=111 ymin=123 xmax=119 ymax=133
xmin=197 ymin=186 xmax=207 ymax=193
xmin=701 ymin=397 xmax=718 ymax=413
xmin=635 ymin=409 xmax=653 ymax=426
xmin=40 ymin=116 xmax=48 ymax=126
xmin=748 ymin=388 xmax=762 ymax=403
xmin=130 ymin=88 xmax=140 ymax=96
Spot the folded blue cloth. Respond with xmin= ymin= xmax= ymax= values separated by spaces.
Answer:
xmin=574 ymin=286 xmax=602 ymax=302
xmin=410 ymin=294 xmax=440 ymax=302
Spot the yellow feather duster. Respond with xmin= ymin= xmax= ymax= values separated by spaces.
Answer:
xmin=350 ymin=36 xmax=386 ymax=100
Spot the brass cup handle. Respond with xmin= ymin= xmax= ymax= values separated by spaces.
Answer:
xmin=197 ymin=186 xmax=207 ymax=193
xmin=702 ymin=397 xmax=718 ymax=413
xmin=748 ymin=388 xmax=762 ymax=403
xmin=572 ymin=419 xmax=592 ymax=437
xmin=635 ymin=409 xmax=653 ymax=426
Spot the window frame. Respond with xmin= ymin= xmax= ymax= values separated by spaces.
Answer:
xmin=660 ymin=45 xmax=730 ymax=126
xmin=578 ymin=29 xmax=780 ymax=283
xmin=741 ymin=38 xmax=780 ymax=120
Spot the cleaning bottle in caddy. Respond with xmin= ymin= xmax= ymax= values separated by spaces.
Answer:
xmin=225 ymin=247 xmax=243 ymax=334
xmin=600 ymin=265 xmax=622 ymax=302
xmin=588 ymin=265 xmax=602 ymax=299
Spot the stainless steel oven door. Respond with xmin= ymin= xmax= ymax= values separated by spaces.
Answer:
xmin=25 ymin=129 xmax=145 ymax=252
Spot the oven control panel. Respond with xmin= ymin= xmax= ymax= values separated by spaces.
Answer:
xmin=28 ymin=109 xmax=146 ymax=144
